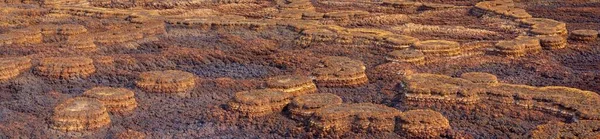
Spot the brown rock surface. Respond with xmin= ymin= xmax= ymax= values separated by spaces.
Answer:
xmin=309 ymin=103 xmax=402 ymax=136
xmin=227 ymin=89 xmax=292 ymax=117
xmin=35 ymin=56 xmax=96 ymax=79
xmin=570 ymin=29 xmax=599 ymax=41
xmin=266 ymin=75 xmax=317 ymax=97
xmin=398 ymin=109 xmax=450 ymax=138
xmin=50 ymin=97 xmax=111 ymax=132
xmin=288 ymin=93 xmax=342 ymax=120
xmin=312 ymin=56 xmax=368 ymax=87
xmin=136 ymin=70 xmax=196 ymax=94
xmin=83 ymin=87 xmax=137 ymax=114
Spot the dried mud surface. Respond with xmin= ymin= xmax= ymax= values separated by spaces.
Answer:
xmin=1 ymin=0 xmax=600 ymax=138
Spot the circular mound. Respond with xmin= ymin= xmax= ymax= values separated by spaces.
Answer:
xmin=228 ymin=89 xmax=292 ymax=117
xmin=312 ymin=56 xmax=368 ymax=87
xmin=288 ymin=93 xmax=342 ymax=120
xmin=51 ymin=97 xmax=111 ymax=132
xmin=83 ymin=87 xmax=138 ymax=114
xmin=385 ymin=49 xmax=425 ymax=65
xmin=460 ymin=72 xmax=499 ymax=84
xmin=310 ymin=103 xmax=402 ymax=135
xmin=383 ymin=35 xmax=419 ymax=49
xmin=64 ymin=35 xmax=97 ymax=52
xmin=412 ymin=40 xmax=461 ymax=56
xmin=537 ymin=35 xmax=567 ymax=50
xmin=36 ymin=57 xmax=96 ymax=79
xmin=136 ymin=70 xmax=196 ymax=94
xmin=0 ymin=57 xmax=31 ymax=82
xmin=570 ymin=29 xmax=598 ymax=41
xmin=266 ymin=75 xmax=317 ymax=96
xmin=398 ymin=109 xmax=450 ymax=138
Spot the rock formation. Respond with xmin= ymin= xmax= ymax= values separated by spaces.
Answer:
xmin=312 ymin=56 xmax=368 ymax=87
xmin=266 ymin=75 xmax=317 ymax=97
xmin=83 ymin=87 xmax=138 ymax=114
xmin=412 ymin=40 xmax=461 ymax=57
xmin=288 ymin=93 xmax=342 ymax=120
xmin=0 ymin=57 xmax=31 ymax=82
xmin=136 ymin=70 xmax=197 ymax=94
xmin=531 ymin=120 xmax=600 ymax=139
xmin=570 ymin=29 xmax=598 ymax=41
xmin=309 ymin=103 xmax=402 ymax=136
xmin=228 ymin=89 xmax=292 ymax=117
xmin=35 ymin=57 xmax=96 ymax=79
xmin=385 ymin=49 xmax=425 ymax=65
xmin=50 ymin=97 xmax=111 ymax=132
xmin=397 ymin=109 xmax=450 ymax=138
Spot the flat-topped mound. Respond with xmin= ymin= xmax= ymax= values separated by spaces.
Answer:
xmin=83 ymin=87 xmax=137 ymax=114
xmin=412 ymin=40 xmax=461 ymax=57
xmin=51 ymin=97 xmax=111 ymax=132
xmin=383 ymin=34 xmax=419 ymax=49
xmin=312 ymin=56 xmax=368 ymax=87
xmin=228 ymin=89 xmax=292 ymax=117
xmin=386 ymin=49 xmax=425 ymax=65
xmin=570 ymin=29 xmax=598 ymax=41
xmin=36 ymin=56 xmax=96 ymax=79
xmin=537 ymin=35 xmax=567 ymax=50
xmin=310 ymin=103 xmax=402 ymax=136
xmin=136 ymin=70 xmax=196 ymax=94
xmin=402 ymin=73 xmax=600 ymax=120
xmin=266 ymin=75 xmax=317 ymax=97
xmin=398 ymin=109 xmax=450 ymax=138
xmin=288 ymin=93 xmax=342 ymax=120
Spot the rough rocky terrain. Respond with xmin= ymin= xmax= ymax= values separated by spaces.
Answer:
xmin=0 ymin=0 xmax=600 ymax=138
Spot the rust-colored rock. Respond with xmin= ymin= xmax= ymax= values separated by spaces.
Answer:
xmin=309 ymin=103 xmax=402 ymax=136
xmin=136 ymin=70 xmax=196 ymax=94
xmin=537 ymin=35 xmax=567 ymax=50
xmin=570 ymin=29 xmax=598 ymax=41
xmin=228 ymin=89 xmax=293 ymax=117
xmin=531 ymin=120 xmax=600 ymax=139
xmin=50 ymin=97 xmax=111 ymax=132
xmin=398 ymin=109 xmax=450 ymax=138
xmin=288 ymin=93 xmax=342 ymax=120
xmin=413 ymin=40 xmax=461 ymax=57
xmin=266 ymin=75 xmax=317 ymax=97
xmin=312 ymin=56 xmax=368 ymax=87
xmin=385 ymin=49 xmax=425 ymax=65
xmin=0 ymin=57 xmax=31 ymax=82
xmin=460 ymin=72 xmax=499 ymax=84
xmin=83 ymin=87 xmax=137 ymax=114
xmin=35 ymin=57 xmax=96 ymax=79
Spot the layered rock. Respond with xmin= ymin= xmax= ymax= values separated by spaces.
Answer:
xmin=570 ymin=29 xmax=598 ymax=41
xmin=288 ymin=93 xmax=342 ymax=120
xmin=0 ymin=28 xmax=43 ymax=46
xmin=312 ymin=56 xmax=368 ymax=87
xmin=35 ymin=57 xmax=96 ymax=79
xmin=266 ymin=75 xmax=317 ymax=97
xmin=412 ymin=40 xmax=461 ymax=57
xmin=83 ymin=87 xmax=138 ymax=114
xmin=63 ymin=35 xmax=97 ymax=52
xmin=382 ymin=34 xmax=419 ymax=49
xmin=397 ymin=109 xmax=450 ymax=138
xmin=519 ymin=18 xmax=568 ymax=36
xmin=0 ymin=57 xmax=31 ymax=82
xmin=348 ymin=14 xmax=410 ymax=26
xmin=460 ymin=72 xmax=499 ymax=84
xmin=228 ymin=89 xmax=292 ymax=117
xmin=537 ymin=35 xmax=567 ymax=50
xmin=385 ymin=49 xmax=425 ymax=65
xmin=309 ymin=103 xmax=402 ymax=136
xmin=472 ymin=0 xmax=532 ymax=19
xmin=50 ymin=6 xmax=131 ymax=19
xmin=495 ymin=36 xmax=541 ymax=57
xmin=50 ymin=97 xmax=111 ymax=132
xmin=135 ymin=70 xmax=197 ymax=94
xmin=531 ymin=120 xmax=600 ymax=139
xmin=402 ymin=73 xmax=600 ymax=120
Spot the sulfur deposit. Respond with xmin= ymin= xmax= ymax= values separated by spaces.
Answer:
xmin=227 ymin=89 xmax=292 ymax=117
xmin=35 ymin=57 xmax=96 ymax=79
xmin=288 ymin=93 xmax=342 ymax=120
xmin=83 ymin=87 xmax=137 ymax=114
xmin=312 ymin=56 xmax=368 ymax=87
xmin=136 ymin=70 xmax=197 ymax=94
xmin=266 ymin=75 xmax=317 ymax=97
xmin=309 ymin=103 xmax=402 ymax=136
xmin=397 ymin=109 xmax=450 ymax=138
